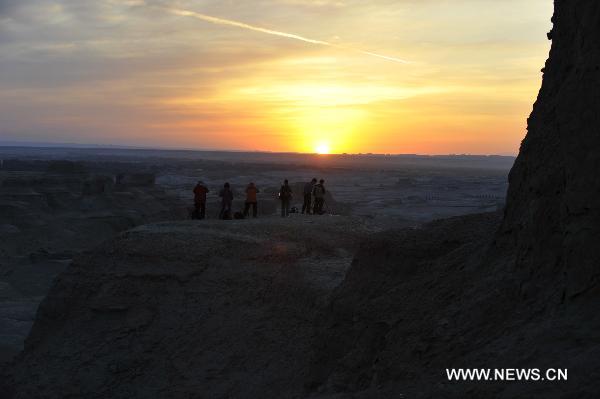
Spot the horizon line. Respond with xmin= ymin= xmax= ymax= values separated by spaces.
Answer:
xmin=0 ymin=140 xmax=516 ymax=158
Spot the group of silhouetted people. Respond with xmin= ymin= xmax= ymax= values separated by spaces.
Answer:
xmin=301 ymin=178 xmax=327 ymax=215
xmin=192 ymin=178 xmax=327 ymax=220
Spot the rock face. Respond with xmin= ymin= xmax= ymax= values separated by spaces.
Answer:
xmin=500 ymin=1 xmax=600 ymax=300
xmin=305 ymin=2 xmax=600 ymax=397
xmin=2 ymin=217 xmax=384 ymax=399
xmin=0 ymin=167 xmax=187 ymax=364
xmin=307 ymin=213 xmax=599 ymax=398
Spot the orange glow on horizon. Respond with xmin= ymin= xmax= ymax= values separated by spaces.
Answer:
xmin=0 ymin=1 xmax=553 ymax=155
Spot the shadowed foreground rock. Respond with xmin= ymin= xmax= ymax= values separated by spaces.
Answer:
xmin=3 ymin=1 xmax=600 ymax=398
xmin=308 ymin=1 xmax=600 ymax=397
xmin=308 ymin=213 xmax=599 ymax=398
xmin=3 ymin=217 xmax=383 ymax=398
xmin=499 ymin=0 xmax=600 ymax=300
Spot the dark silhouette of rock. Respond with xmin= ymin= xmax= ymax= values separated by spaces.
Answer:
xmin=499 ymin=1 xmax=600 ymax=301
xmin=306 ymin=2 xmax=600 ymax=397
xmin=0 ymin=166 xmax=188 ymax=365
xmin=2 ymin=218 xmax=382 ymax=398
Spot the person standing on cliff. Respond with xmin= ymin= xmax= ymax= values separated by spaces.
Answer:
xmin=192 ymin=180 xmax=209 ymax=219
xmin=244 ymin=182 xmax=259 ymax=218
xmin=219 ymin=182 xmax=234 ymax=220
xmin=312 ymin=179 xmax=326 ymax=215
xmin=302 ymin=178 xmax=317 ymax=214
xmin=279 ymin=179 xmax=293 ymax=217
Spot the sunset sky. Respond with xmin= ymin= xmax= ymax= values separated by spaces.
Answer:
xmin=0 ymin=0 xmax=553 ymax=154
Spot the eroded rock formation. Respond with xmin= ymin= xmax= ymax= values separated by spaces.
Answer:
xmin=500 ymin=1 xmax=600 ymax=300
xmin=307 ymin=2 xmax=600 ymax=397
xmin=2 ymin=218 xmax=383 ymax=398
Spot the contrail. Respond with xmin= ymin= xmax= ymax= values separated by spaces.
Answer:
xmin=166 ymin=7 xmax=409 ymax=64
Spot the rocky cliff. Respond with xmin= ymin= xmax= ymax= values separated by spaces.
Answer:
xmin=500 ymin=0 xmax=600 ymax=300
xmin=306 ymin=2 xmax=600 ymax=397
xmin=2 ymin=217 xmax=385 ymax=398
xmin=0 ymin=166 xmax=187 ymax=364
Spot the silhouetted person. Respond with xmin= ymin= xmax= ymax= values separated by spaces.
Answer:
xmin=302 ymin=178 xmax=317 ymax=214
xmin=279 ymin=179 xmax=292 ymax=217
xmin=219 ymin=182 xmax=234 ymax=220
xmin=313 ymin=179 xmax=326 ymax=215
xmin=192 ymin=180 xmax=209 ymax=219
xmin=244 ymin=182 xmax=259 ymax=218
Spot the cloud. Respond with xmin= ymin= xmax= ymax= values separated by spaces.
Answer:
xmin=0 ymin=0 xmax=553 ymax=153
xmin=0 ymin=0 xmax=18 ymax=15
xmin=164 ymin=6 xmax=408 ymax=63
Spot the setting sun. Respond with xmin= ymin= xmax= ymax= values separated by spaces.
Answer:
xmin=0 ymin=0 xmax=553 ymax=155
xmin=315 ymin=143 xmax=330 ymax=155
